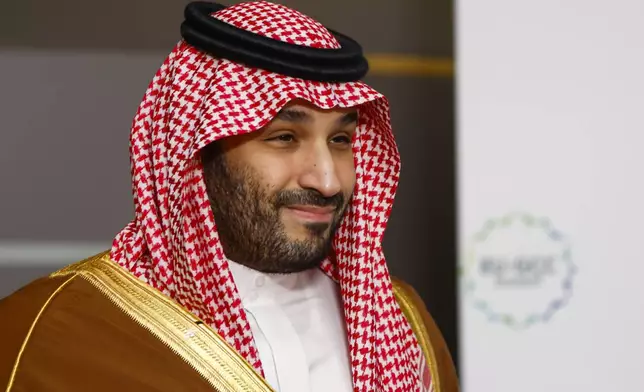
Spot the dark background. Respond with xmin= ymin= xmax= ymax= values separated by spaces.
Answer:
xmin=0 ymin=0 xmax=458 ymax=371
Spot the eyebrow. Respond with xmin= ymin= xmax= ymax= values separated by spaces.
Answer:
xmin=274 ymin=108 xmax=358 ymax=126
xmin=339 ymin=111 xmax=358 ymax=126
xmin=275 ymin=108 xmax=312 ymax=123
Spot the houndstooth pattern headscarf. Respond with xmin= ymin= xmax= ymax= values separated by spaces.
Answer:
xmin=111 ymin=2 xmax=431 ymax=391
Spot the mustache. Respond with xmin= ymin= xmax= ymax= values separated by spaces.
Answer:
xmin=274 ymin=190 xmax=345 ymax=210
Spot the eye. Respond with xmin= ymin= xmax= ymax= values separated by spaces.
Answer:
xmin=330 ymin=134 xmax=353 ymax=145
xmin=275 ymin=134 xmax=295 ymax=142
xmin=265 ymin=133 xmax=296 ymax=143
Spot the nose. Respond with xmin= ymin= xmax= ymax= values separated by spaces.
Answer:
xmin=298 ymin=144 xmax=342 ymax=198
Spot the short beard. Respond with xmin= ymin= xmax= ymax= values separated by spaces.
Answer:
xmin=201 ymin=143 xmax=348 ymax=274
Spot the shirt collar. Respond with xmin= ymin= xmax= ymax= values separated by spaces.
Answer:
xmin=227 ymin=259 xmax=317 ymax=306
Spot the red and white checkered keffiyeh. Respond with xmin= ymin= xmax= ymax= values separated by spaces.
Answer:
xmin=111 ymin=2 xmax=431 ymax=391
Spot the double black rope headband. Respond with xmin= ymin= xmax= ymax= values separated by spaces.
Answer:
xmin=180 ymin=1 xmax=369 ymax=82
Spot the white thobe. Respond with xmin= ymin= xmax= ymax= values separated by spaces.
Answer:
xmin=228 ymin=261 xmax=354 ymax=392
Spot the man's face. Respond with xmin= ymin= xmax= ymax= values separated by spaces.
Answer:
xmin=202 ymin=100 xmax=358 ymax=273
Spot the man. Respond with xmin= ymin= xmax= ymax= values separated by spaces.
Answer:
xmin=0 ymin=1 xmax=457 ymax=391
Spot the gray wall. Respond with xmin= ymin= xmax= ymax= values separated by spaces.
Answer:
xmin=0 ymin=0 xmax=457 ymax=367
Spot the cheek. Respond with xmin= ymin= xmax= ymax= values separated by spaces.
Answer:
xmin=225 ymin=145 xmax=294 ymax=197
xmin=253 ymin=158 xmax=294 ymax=193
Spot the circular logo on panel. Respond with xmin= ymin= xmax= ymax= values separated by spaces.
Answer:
xmin=461 ymin=212 xmax=577 ymax=330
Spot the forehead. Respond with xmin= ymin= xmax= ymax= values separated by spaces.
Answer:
xmin=274 ymin=99 xmax=358 ymax=121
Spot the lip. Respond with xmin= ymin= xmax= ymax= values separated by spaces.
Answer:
xmin=286 ymin=205 xmax=335 ymax=222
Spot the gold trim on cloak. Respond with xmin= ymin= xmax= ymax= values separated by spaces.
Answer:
xmin=393 ymin=277 xmax=462 ymax=392
xmin=51 ymin=252 xmax=274 ymax=392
